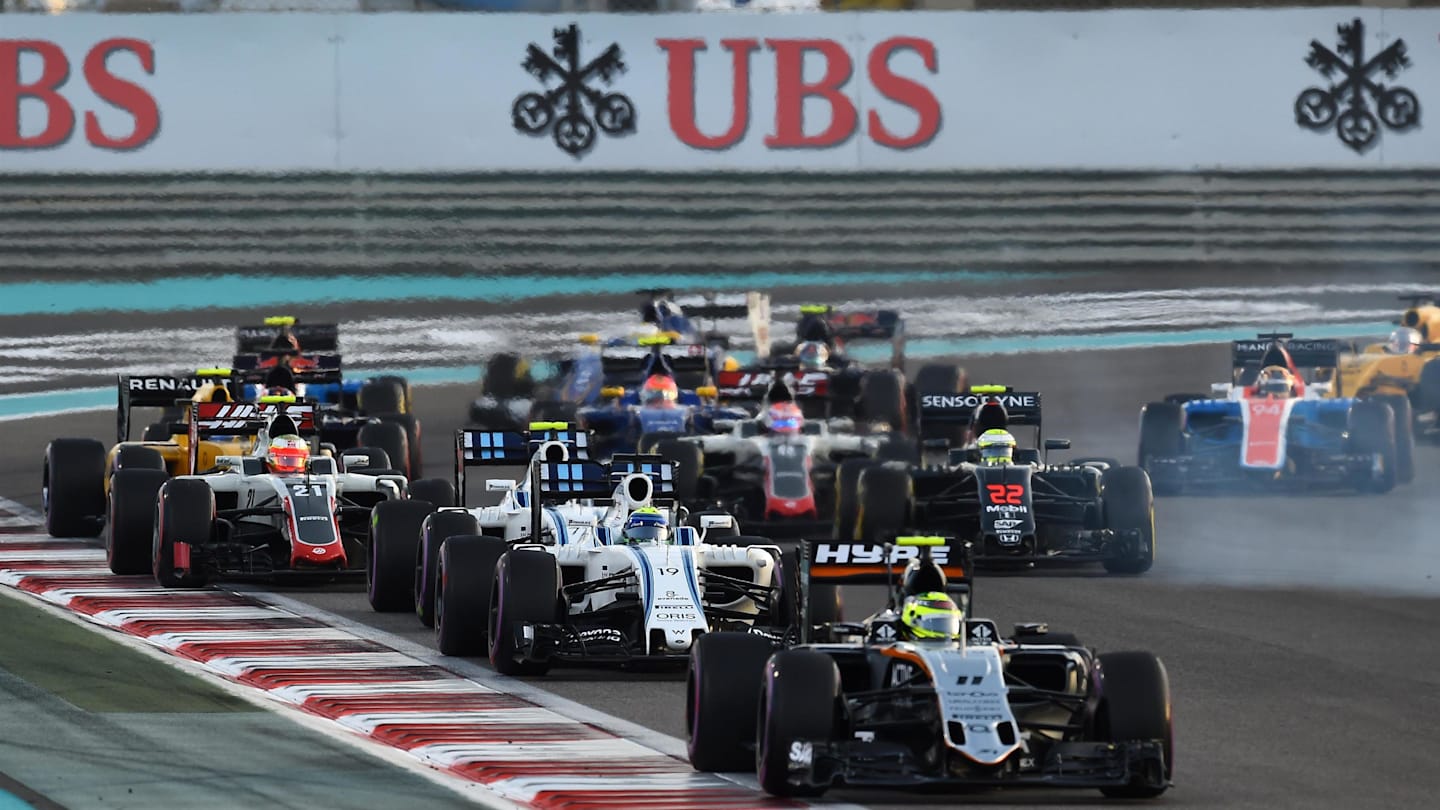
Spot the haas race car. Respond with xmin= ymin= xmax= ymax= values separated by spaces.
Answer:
xmin=844 ymin=387 xmax=1156 ymax=573
xmin=685 ymin=536 xmax=1173 ymax=799
xmin=105 ymin=398 xmax=425 ymax=588
xmin=1140 ymin=333 xmax=1413 ymax=494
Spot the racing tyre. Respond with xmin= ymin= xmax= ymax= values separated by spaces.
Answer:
xmin=1095 ymin=651 xmax=1172 ymax=799
xmin=107 ymin=468 xmax=167 ymax=575
xmin=855 ymin=465 xmax=911 ymax=543
xmin=1373 ymin=394 xmax=1414 ymax=484
xmin=416 ymin=511 xmax=480 ymax=628
xmin=1138 ymin=402 xmax=1184 ymax=496
xmin=358 ymin=379 xmax=406 ymax=417
xmin=367 ymin=499 xmax=434 ymax=612
xmin=357 ymin=421 xmax=411 ymax=479
xmin=380 ymin=412 xmax=424 ymax=482
xmin=141 ymin=422 xmax=171 ymax=442
xmin=488 ymin=549 xmax=560 ymax=676
xmin=858 ymin=369 xmax=906 ymax=432
xmin=686 ymin=632 xmax=774 ymax=772
xmin=409 ymin=478 xmax=456 ymax=508
xmin=1418 ymin=358 xmax=1440 ymax=416
xmin=1346 ymin=400 xmax=1397 ymax=494
xmin=757 ymin=650 xmax=841 ymax=798
xmin=655 ymin=438 xmax=703 ymax=503
xmin=43 ymin=438 xmax=106 ymax=538
xmin=1101 ymin=466 xmax=1156 ymax=575
xmin=369 ymin=375 xmax=413 ymax=413
xmin=113 ymin=445 xmax=166 ymax=474
xmin=435 ymin=535 xmax=507 ymax=656
xmin=153 ymin=478 xmax=213 ymax=589
xmin=833 ymin=458 xmax=878 ymax=541
xmin=343 ymin=446 xmax=394 ymax=475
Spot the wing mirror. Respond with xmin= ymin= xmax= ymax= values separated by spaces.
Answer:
xmin=1044 ymin=438 xmax=1071 ymax=451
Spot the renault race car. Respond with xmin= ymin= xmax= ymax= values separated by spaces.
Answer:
xmin=1140 ymin=334 xmax=1411 ymax=494
xmin=42 ymin=370 xmax=262 ymax=539
xmin=1324 ymin=296 xmax=1440 ymax=436
xmin=846 ymin=387 xmax=1155 ymax=573
xmin=685 ymin=536 xmax=1172 ymax=799
xmin=106 ymin=399 xmax=421 ymax=587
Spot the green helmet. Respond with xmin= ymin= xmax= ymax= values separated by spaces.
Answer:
xmin=901 ymin=591 xmax=964 ymax=640
xmin=976 ymin=429 xmax=1016 ymax=466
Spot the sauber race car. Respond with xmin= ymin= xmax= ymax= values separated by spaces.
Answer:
xmin=1140 ymin=334 xmax=1412 ymax=495
xmin=686 ymin=536 xmax=1173 ymax=799
xmin=107 ymin=398 xmax=423 ymax=587
xmin=844 ymin=387 xmax=1156 ymax=573
xmin=470 ymin=292 xmax=769 ymax=428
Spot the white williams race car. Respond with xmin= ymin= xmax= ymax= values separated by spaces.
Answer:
xmin=110 ymin=397 xmax=422 ymax=588
xmin=375 ymin=423 xmax=796 ymax=673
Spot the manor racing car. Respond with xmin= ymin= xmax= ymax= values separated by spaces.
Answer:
xmin=105 ymin=398 xmax=414 ymax=588
xmin=1139 ymin=334 xmax=1410 ymax=494
xmin=685 ymin=536 xmax=1173 ymax=799
xmin=845 ymin=387 xmax=1156 ymax=573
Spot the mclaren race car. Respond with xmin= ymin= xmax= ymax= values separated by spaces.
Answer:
xmin=685 ymin=536 xmax=1173 ymax=799
xmin=1140 ymin=334 xmax=1412 ymax=494
xmin=843 ymin=386 xmax=1156 ymax=573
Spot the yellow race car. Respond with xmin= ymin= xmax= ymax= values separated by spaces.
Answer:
xmin=42 ymin=369 xmax=259 ymax=538
xmin=1327 ymin=296 xmax=1440 ymax=425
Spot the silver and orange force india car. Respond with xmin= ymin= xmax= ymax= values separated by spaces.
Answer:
xmin=685 ymin=537 xmax=1173 ymax=800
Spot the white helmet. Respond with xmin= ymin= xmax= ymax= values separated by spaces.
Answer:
xmin=1387 ymin=327 xmax=1421 ymax=355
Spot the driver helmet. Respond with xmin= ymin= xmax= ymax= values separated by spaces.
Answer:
xmin=795 ymin=340 xmax=830 ymax=370
xmin=265 ymin=385 xmax=296 ymax=399
xmin=1386 ymin=327 xmax=1422 ymax=355
xmin=641 ymin=374 xmax=679 ymax=407
xmin=901 ymin=591 xmax=964 ymax=640
xmin=267 ymin=434 xmax=309 ymax=475
xmin=1255 ymin=365 xmax=1296 ymax=398
xmin=622 ymin=506 xmax=671 ymax=545
xmin=976 ymin=429 xmax=1016 ymax=466
xmin=764 ymin=401 xmax=804 ymax=435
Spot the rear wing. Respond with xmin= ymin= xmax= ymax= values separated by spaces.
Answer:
xmin=600 ymin=343 xmax=709 ymax=382
xmin=454 ymin=423 xmax=594 ymax=505
xmin=671 ymin=292 xmax=750 ymax=321
xmin=715 ymin=367 xmax=830 ymax=400
xmin=231 ymin=351 xmax=344 ymax=384
xmin=916 ymin=387 xmax=1043 ymax=427
xmin=1231 ymin=334 xmax=1341 ymax=372
xmin=798 ymin=536 xmax=973 ymax=641
xmin=235 ymin=320 xmax=340 ymax=353
xmin=116 ymin=371 xmax=240 ymax=443
xmin=185 ymin=398 xmax=316 ymax=473
xmin=798 ymin=305 xmax=905 ymax=366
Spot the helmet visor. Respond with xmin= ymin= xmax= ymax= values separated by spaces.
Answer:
xmin=625 ymin=524 xmax=669 ymax=543
xmin=979 ymin=445 xmax=1012 ymax=464
xmin=270 ymin=447 xmax=308 ymax=473
xmin=910 ymin=611 xmax=962 ymax=639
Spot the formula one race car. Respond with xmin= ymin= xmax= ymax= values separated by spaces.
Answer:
xmin=232 ymin=317 xmax=423 ymax=477
xmin=1326 ymin=296 xmax=1440 ymax=435
xmin=1140 ymin=334 xmax=1412 ymax=494
xmin=469 ymin=292 xmax=769 ymax=428
xmin=661 ymin=380 xmax=909 ymax=537
xmin=685 ymin=536 xmax=1173 ymax=799
xmin=843 ymin=387 xmax=1156 ymax=573
xmin=373 ymin=423 xmax=794 ymax=674
xmin=105 ymin=398 xmax=430 ymax=587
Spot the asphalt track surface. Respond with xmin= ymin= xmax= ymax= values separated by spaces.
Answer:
xmin=6 ymin=338 xmax=1440 ymax=809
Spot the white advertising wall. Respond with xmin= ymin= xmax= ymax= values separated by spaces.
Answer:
xmin=0 ymin=8 xmax=1435 ymax=171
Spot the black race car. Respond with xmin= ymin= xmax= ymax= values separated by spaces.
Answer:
xmin=685 ymin=536 xmax=1173 ymax=798
xmin=840 ymin=386 xmax=1155 ymax=573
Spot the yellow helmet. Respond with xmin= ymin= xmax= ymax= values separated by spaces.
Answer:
xmin=901 ymin=591 xmax=964 ymax=640
xmin=976 ymin=429 xmax=1015 ymax=466
xmin=191 ymin=381 xmax=232 ymax=403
